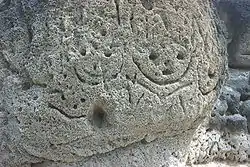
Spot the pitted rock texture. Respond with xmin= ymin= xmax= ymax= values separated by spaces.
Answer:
xmin=0 ymin=0 xmax=226 ymax=166
xmin=186 ymin=1 xmax=250 ymax=166
xmin=213 ymin=69 xmax=250 ymax=133
xmin=17 ymin=133 xmax=194 ymax=167
xmin=187 ymin=69 xmax=250 ymax=166
xmin=187 ymin=118 xmax=250 ymax=165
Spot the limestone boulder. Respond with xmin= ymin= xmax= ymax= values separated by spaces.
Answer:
xmin=0 ymin=0 xmax=226 ymax=166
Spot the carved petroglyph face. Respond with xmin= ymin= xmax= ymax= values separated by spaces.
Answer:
xmin=1 ymin=0 xmax=225 ymax=163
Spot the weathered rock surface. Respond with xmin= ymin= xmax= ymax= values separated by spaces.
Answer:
xmin=188 ymin=70 xmax=250 ymax=165
xmin=240 ymin=100 xmax=250 ymax=133
xmin=0 ymin=0 xmax=226 ymax=166
xmin=220 ymin=86 xmax=241 ymax=115
xmin=187 ymin=1 xmax=250 ymax=166
xmin=188 ymin=117 xmax=250 ymax=165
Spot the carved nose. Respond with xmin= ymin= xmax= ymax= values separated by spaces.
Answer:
xmin=92 ymin=105 xmax=107 ymax=128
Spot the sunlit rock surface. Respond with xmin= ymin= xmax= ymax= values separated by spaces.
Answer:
xmin=0 ymin=0 xmax=226 ymax=166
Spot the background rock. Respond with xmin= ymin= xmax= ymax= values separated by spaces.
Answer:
xmin=187 ymin=118 xmax=250 ymax=165
xmin=188 ymin=1 xmax=250 ymax=165
xmin=213 ymin=99 xmax=228 ymax=116
xmin=220 ymin=86 xmax=241 ymax=115
xmin=240 ymin=100 xmax=250 ymax=133
xmin=214 ymin=0 xmax=250 ymax=69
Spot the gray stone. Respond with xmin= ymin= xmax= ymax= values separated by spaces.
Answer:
xmin=209 ymin=114 xmax=227 ymax=132
xmin=214 ymin=99 xmax=228 ymax=116
xmin=239 ymin=100 xmax=250 ymax=132
xmin=239 ymin=100 xmax=250 ymax=117
xmin=220 ymin=86 xmax=241 ymax=115
xmin=210 ymin=110 xmax=247 ymax=134
xmin=215 ymin=0 xmax=250 ymax=69
xmin=188 ymin=119 xmax=250 ymax=164
xmin=225 ymin=114 xmax=248 ymax=133
xmin=226 ymin=69 xmax=250 ymax=101
xmin=0 ymin=0 xmax=226 ymax=166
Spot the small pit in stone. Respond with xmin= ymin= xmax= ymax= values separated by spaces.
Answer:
xmin=33 ymin=95 xmax=38 ymax=100
xmin=73 ymin=104 xmax=78 ymax=109
xmin=162 ymin=69 xmax=174 ymax=75
xmin=104 ymin=51 xmax=112 ymax=57
xmin=155 ymin=72 xmax=161 ymax=76
xmin=100 ymin=28 xmax=107 ymax=36
xmin=80 ymin=48 xmax=86 ymax=56
xmin=92 ymin=105 xmax=107 ymax=128
xmin=80 ymin=98 xmax=86 ymax=102
xmin=208 ymin=71 xmax=215 ymax=78
xmin=164 ymin=60 xmax=170 ymax=66
xmin=61 ymin=94 xmax=66 ymax=100
xmin=140 ymin=0 xmax=154 ymax=10
xmin=177 ymin=53 xmax=185 ymax=60
xmin=93 ymin=64 xmax=97 ymax=70
xmin=149 ymin=50 xmax=158 ymax=60
xmin=211 ymin=112 xmax=216 ymax=117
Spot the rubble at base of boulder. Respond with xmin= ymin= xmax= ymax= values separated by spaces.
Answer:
xmin=187 ymin=69 xmax=250 ymax=166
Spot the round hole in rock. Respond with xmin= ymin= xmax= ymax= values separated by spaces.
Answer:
xmin=208 ymin=72 xmax=215 ymax=78
xmin=155 ymin=72 xmax=161 ymax=76
xmin=100 ymin=28 xmax=107 ymax=36
xmin=93 ymin=64 xmax=97 ymax=70
xmin=80 ymin=98 xmax=86 ymax=102
xmin=164 ymin=60 xmax=170 ymax=66
xmin=104 ymin=51 xmax=112 ymax=57
xmin=61 ymin=94 xmax=66 ymax=100
xmin=177 ymin=53 xmax=185 ymax=60
xmin=211 ymin=112 xmax=216 ymax=117
xmin=33 ymin=95 xmax=38 ymax=100
xmin=149 ymin=50 xmax=158 ymax=60
xmin=80 ymin=48 xmax=86 ymax=56
xmin=73 ymin=104 xmax=78 ymax=109
xmin=92 ymin=105 xmax=107 ymax=128
xmin=140 ymin=0 xmax=154 ymax=10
